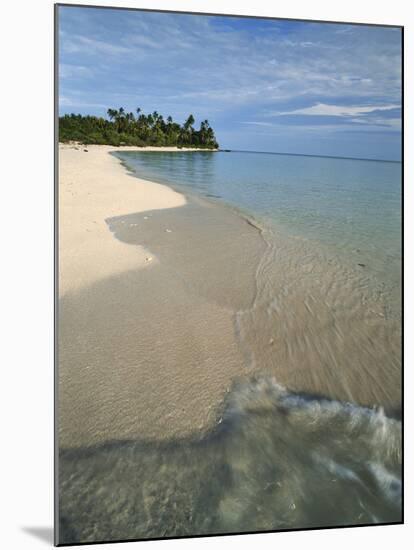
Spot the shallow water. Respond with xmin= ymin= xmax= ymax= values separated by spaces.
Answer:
xmin=114 ymin=151 xmax=402 ymax=408
xmin=58 ymin=151 xmax=402 ymax=543
xmin=59 ymin=379 xmax=401 ymax=544
xmin=115 ymin=150 xmax=402 ymax=302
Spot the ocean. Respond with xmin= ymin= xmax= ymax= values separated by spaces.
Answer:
xmin=59 ymin=150 xmax=402 ymax=543
xmin=114 ymin=150 xmax=401 ymax=306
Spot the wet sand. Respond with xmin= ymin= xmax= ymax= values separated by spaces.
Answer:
xmin=59 ymin=200 xmax=265 ymax=447
xmin=58 ymin=146 xmax=265 ymax=447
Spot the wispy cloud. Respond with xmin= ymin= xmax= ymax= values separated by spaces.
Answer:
xmin=61 ymin=32 xmax=131 ymax=55
xmin=240 ymin=121 xmax=275 ymax=127
xmin=60 ymin=63 xmax=94 ymax=79
xmin=59 ymin=95 xmax=108 ymax=109
xmin=274 ymin=103 xmax=400 ymax=117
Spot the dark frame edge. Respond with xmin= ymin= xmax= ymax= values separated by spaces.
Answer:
xmin=54 ymin=2 xmax=60 ymax=547
xmin=400 ymin=24 xmax=405 ymax=525
xmin=54 ymin=2 xmax=403 ymax=29
xmin=55 ymin=521 xmax=404 ymax=547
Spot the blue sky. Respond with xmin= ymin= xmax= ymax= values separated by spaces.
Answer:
xmin=58 ymin=6 xmax=402 ymax=161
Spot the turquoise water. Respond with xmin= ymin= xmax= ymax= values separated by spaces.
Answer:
xmin=115 ymin=150 xmax=401 ymax=299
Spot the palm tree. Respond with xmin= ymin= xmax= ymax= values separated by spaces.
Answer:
xmin=184 ymin=114 xmax=195 ymax=130
xmin=199 ymin=119 xmax=210 ymax=145
xmin=107 ymin=108 xmax=118 ymax=121
xmin=182 ymin=114 xmax=195 ymax=145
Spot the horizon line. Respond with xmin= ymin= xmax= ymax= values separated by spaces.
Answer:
xmin=221 ymin=149 xmax=401 ymax=164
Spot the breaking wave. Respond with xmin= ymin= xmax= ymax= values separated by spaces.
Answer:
xmin=59 ymin=377 xmax=401 ymax=544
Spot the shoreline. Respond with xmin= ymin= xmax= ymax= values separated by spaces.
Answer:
xmin=113 ymin=153 xmax=269 ymax=246
xmin=59 ymin=144 xmax=401 ymax=450
xmin=58 ymin=143 xmax=266 ymax=448
xmin=115 ymin=150 xmax=401 ymax=414
xmin=59 ymin=143 xmax=190 ymax=296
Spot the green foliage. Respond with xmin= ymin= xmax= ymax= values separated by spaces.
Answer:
xmin=59 ymin=108 xmax=219 ymax=149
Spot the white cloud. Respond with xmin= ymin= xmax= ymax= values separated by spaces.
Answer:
xmin=61 ymin=34 xmax=131 ymax=55
xmin=275 ymin=103 xmax=400 ymax=117
xmin=59 ymin=95 xmax=107 ymax=109
xmin=60 ymin=64 xmax=94 ymax=79
xmin=240 ymin=121 xmax=275 ymax=127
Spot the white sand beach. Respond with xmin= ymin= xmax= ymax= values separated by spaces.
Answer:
xmin=59 ymin=144 xmax=189 ymax=295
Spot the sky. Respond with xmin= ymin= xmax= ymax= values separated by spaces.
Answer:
xmin=58 ymin=6 xmax=402 ymax=161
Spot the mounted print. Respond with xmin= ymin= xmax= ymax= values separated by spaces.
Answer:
xmin=55 ymin=3 xmax=403 ymax=545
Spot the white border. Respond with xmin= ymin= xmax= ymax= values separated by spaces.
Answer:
xmin=1 ymin=1 xmax=411 ymax=548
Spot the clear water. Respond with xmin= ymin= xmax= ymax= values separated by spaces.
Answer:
xmin=59 ymin=379 xmax=402 ymax=544
xmin=115 ymin=150 xmax=402 ymax=298
xmin=58 ymin=151 xmax=402 ymax=543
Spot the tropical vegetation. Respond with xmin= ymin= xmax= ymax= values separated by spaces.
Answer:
xmin=59 ymin=107 xmax=219 ymax=148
